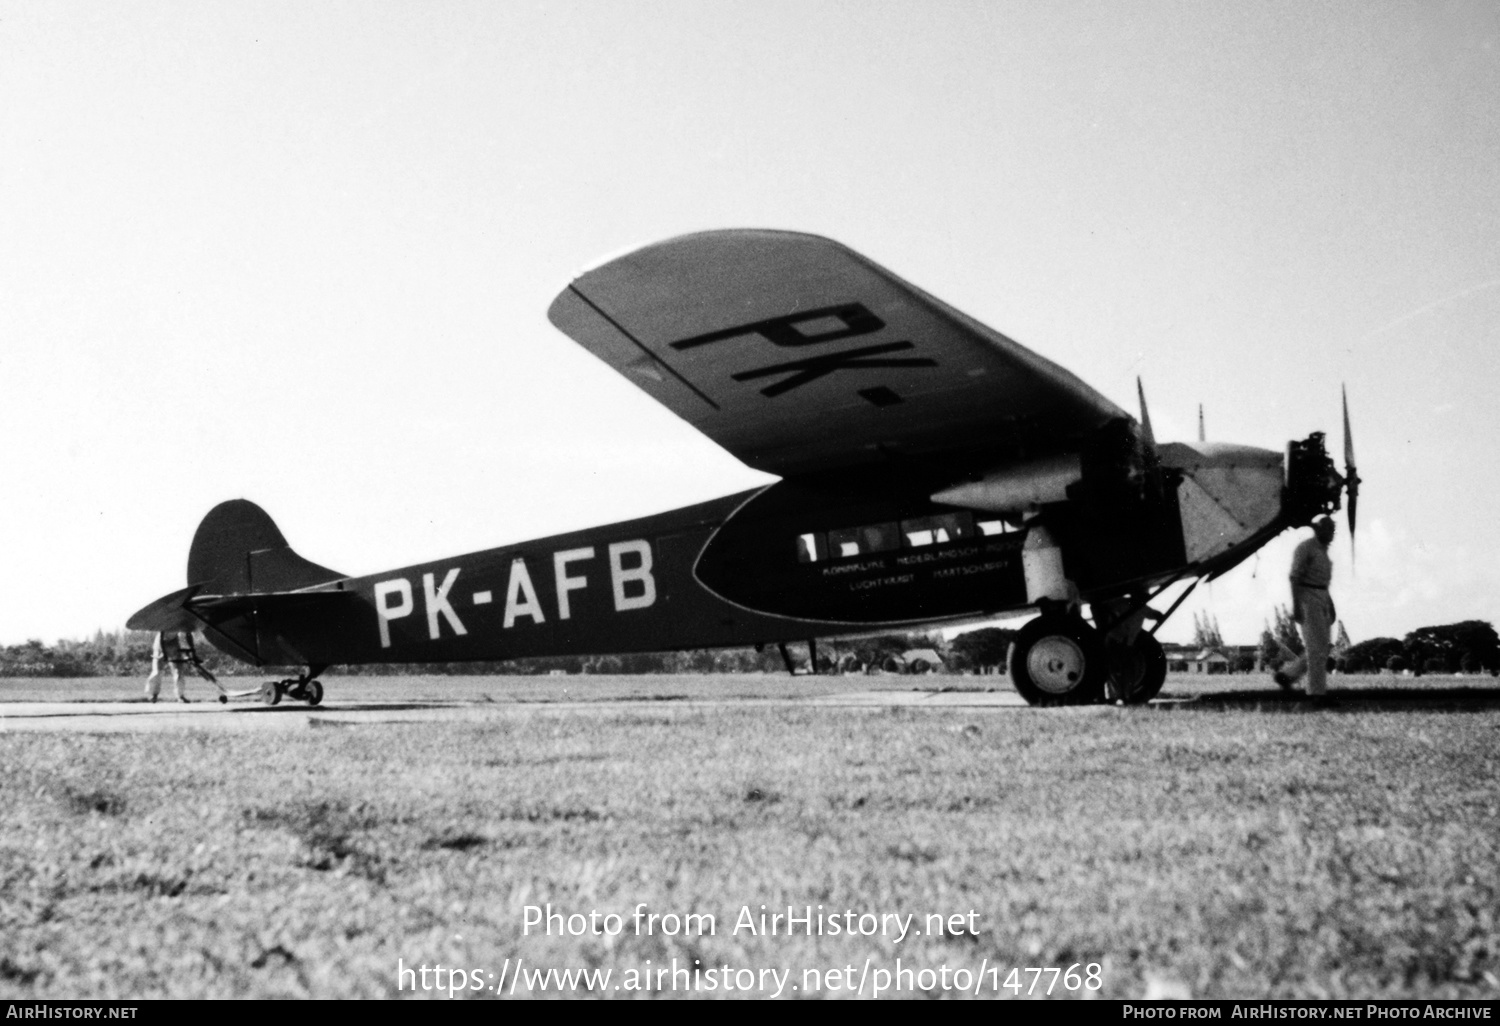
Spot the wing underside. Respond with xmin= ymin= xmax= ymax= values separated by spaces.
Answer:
xmin=548 ymin=230 xmax=1126 ymax=476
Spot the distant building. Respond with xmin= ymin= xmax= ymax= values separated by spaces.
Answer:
xmin=1193 ymin=648 xmax=1230 ymax=674
xmin=1163 ymin=643 xmax=1260 ymax=673
xmin=1163 ymin=643 xmax=1195 ymax=673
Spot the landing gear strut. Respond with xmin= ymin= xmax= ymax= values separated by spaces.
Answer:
xmin=259 ymin=665 xmax=327 ymax=707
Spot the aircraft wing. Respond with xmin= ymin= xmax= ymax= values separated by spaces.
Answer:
xmin=548 ymin=230 xmax=1127 ymax=476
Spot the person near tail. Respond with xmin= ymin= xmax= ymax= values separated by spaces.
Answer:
xmin=146 ymin=630 xmax=227 ymax=704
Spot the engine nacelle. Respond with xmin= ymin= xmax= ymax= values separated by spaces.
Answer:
xmin=1157 ymin=440 xmax=1283 ymax=564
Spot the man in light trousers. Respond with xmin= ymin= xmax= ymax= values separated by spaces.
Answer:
xmin=1275 ymin=517 xmax=1337 ymax=700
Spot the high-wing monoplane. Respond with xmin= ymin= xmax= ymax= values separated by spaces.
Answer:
xmin=129 ymin=231 xmax=1358 ymax=705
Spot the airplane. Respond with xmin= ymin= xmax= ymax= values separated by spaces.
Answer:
xmin=128 ymin=230 xmax=1359 ymax=707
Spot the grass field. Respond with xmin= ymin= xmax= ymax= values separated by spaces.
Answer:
xmin=2 ymin=672 xmax=1497 ymax=1000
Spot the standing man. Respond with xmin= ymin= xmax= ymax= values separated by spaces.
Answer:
xmin=146 ymin=630 xmax=228 ymax=704
xmin=1274 ymin=516 xmax=1337 ymax=700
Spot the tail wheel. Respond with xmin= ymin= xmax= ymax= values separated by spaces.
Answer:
xmin=1108 ymin=632 xmax=1168 ymax=705
xmin=1010 ymin=615 xmax=1107 ymax=706
xmin=305 ymin=679 xmax=324 ymax=707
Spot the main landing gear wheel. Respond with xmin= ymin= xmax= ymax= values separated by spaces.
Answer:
xmin=1107 ymin=632 xmax=1168 ymax=705
xmin=260 ymin=680 xmax=282 ymax=706
xmin=1010 ymin=615 xmax=1107 ymax=706
xmin=305 ymin=679 xmax=323 ymax=707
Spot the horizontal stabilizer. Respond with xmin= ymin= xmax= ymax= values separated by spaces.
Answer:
xmin=126 ymin=585 xmax=205 ymax=633
xmin=127 ymin=586 xmax=362 ymax=667
xmin=191 ymin=589 xmax=361 ymax=620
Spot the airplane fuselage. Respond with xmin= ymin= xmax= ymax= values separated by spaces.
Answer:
xmin=223 ymin=429 xmax=1334 ymax=669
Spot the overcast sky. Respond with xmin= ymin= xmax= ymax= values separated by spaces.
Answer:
xmin=3 ymin=1 xmax=1498 ymax=649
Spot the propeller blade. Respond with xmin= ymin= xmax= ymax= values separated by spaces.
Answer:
xmin=1343 ymin=384 xmax=1360 ymax=563
xmin=1136 ymin=377 xmax=1156 ymax=449
xmin=1134 ymin=377 xmax=1165 ymax=503
xmin=1198 ymin=403 xmax=1205 ymax=443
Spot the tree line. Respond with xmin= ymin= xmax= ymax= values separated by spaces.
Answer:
xmin=1256 ymin=609 xmax=1499 ymax=675
xmin=2 ymin=619 xmax=1492 ymax=678
xmin=0 ymin=628 xmax=992 ymax=677
xmin=1338 ymin=621 xmax=1499 ymax=675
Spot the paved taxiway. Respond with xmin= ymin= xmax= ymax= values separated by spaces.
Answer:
xmin=0 ymin=691 xmax=1055 ymax=732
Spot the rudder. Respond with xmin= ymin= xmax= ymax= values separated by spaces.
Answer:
xmin=188 ymin=499 xmax=344 ymax=594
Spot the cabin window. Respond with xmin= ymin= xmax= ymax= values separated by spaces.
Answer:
xmin=796 ymin=513 xmax=983 ymax=563
xmin=828 ymin=522 xmax=900 ymax=557
xmin=899 ymin=511 xmax=975 ymax=548
xmin=796 ymin=532 xmax=826 ymax=563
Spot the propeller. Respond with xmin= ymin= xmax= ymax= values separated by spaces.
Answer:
xmin=1198 ymin=403 xmax=1205 ymax=443
xmin=1136 ymin=377 xmax=1157 ymax=449
xmin=1135 ymin=377 xmax=1167 ymax=504
xmin=1342 ymin=384 xmax=1360 ymax=564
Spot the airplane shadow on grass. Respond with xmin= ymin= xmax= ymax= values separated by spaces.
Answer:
xmin=1182 ymin=686 xmax=1500 ymax=713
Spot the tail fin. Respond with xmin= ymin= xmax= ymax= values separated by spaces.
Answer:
xmin=187 ymin=499 xmax=344 ymax=594
xmin=129 ymin=500 xmax=349 ymax=665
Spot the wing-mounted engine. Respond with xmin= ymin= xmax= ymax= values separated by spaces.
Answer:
xmin=1047 ymin=418 xmax=1187 ymax=594
xmin=1154 ymin=440 xmax=1284 ymax=569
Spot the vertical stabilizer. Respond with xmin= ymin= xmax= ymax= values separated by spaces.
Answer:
xmin=187 ymin=500 xmax=344 ymax=594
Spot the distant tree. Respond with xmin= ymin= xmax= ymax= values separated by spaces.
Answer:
xmin=1192 ymin=611 xmax=1224 ymax=649
xmin=846 ymin=633 xmax=930 ymax=671
xmin=1272 ymin=605 xmax=1304 ymax=657
xmin=1345 ymin=637 xmax=1404 ymax=673
xmin=1332 ymin=621 xmax=1353 ymax=672
xmin=660 ymin=650 xmax=715 ymax=673
xmin=1404 ymin=621 xmax=1500 ymax=676
xmin=1386 ymin=655 xmax=1407 ymax=673
xmin=1258 ymin=625 xmax=1280 ymax=669
xmin=948 ymin=628 xmax=1016 ymax=672
xmin=709 ymin=649 xmax=763 ymax=673
xmin=1460 ymin=651 xmax=1482 ymax=674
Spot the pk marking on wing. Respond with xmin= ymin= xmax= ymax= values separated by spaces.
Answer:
xmin=670 ymin=303 xmax=938 ymax=398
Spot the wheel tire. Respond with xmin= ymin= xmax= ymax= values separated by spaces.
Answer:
xmin=260 ymin=680 xmax=282 ymax=706
xmin=305 ymin=679 xmax=324 ymax=707
xmin=1108 ymin=632 xmax=1168 ymax=705
xmin=909 ymin=659 xmax=930 ymax=675
xmin=1009 ymin=615 xmax=1107 ymax=706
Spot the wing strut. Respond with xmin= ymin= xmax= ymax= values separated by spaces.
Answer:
xmin=1147 ymin=578 xmax=1203 ymax=638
